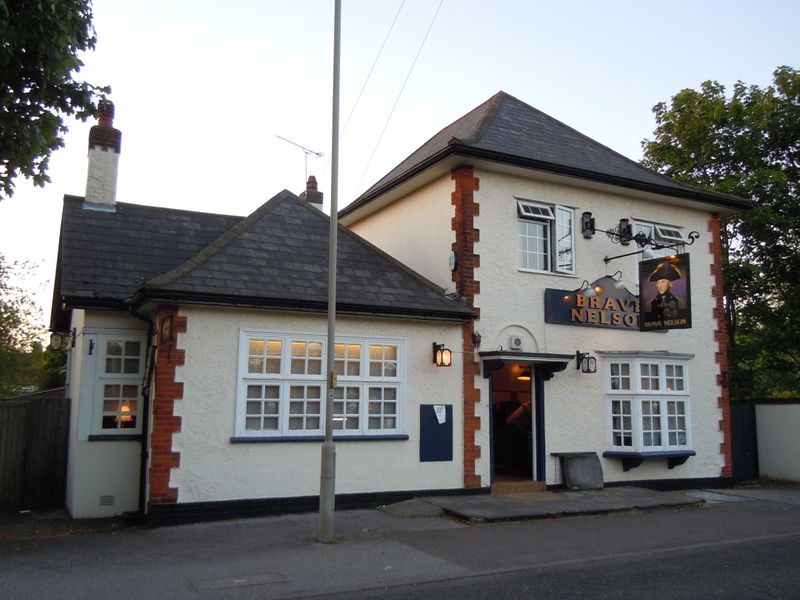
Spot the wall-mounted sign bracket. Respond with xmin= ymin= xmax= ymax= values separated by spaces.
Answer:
xmin=603 ymin=231 xmax=700 ymax=264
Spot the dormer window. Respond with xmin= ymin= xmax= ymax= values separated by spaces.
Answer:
xmin=516 ymin=199 xmax=575 ymax=274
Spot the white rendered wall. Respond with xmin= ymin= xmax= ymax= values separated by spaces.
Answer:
xmin=472 ymin=169 xmax=725 ymax=484
xmin=348 ymin=175 xmax=456 ymax=294
xmin=171 ymin=307 xmax=464 ymax=503
xmin=65 ymin=309 xmax=147 ymax=517
xmin=67 ymin=441 xmax=141 ymax=518
xmin=756 ymin=404 xmax=800 ymax=481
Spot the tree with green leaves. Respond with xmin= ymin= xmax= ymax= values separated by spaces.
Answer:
xmin=0 ymin=0 xmax=109 ymax=200
xmin=642 ymin=66 xmax=800 ymax=399
xmin=0 ymin=253 xmax=52 ymax=397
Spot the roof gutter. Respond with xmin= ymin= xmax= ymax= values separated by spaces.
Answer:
xmin=341 ymin=144 xmax=752 ymax=219
xmin=131 ymin=288 xmax=474 ymax=323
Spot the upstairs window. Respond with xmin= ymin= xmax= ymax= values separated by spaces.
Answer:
xmin=517 ymin=199 xmax=574 ymax=274
xmin=634 ymin=221 xmax=686 ymax=262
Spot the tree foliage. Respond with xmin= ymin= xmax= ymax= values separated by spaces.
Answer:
xmin=0 ymin=253 xmax=53 ymax=397
xmin=0 ymin=0 xmax=109 ymax=200
xmin=642 ymin=66 xmax=800 ymax=399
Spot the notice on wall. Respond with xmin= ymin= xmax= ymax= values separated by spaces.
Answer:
xmin=639 ymin=253 xmax=692 ymax=331
xmin=433 ymin=404 xmax=447 ymax=424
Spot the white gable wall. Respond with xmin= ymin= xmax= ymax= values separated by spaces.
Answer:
xmin=474 ymin=170 xmax=724 ymax=483
xmin=347 ymin=165 xmax=727 ymax=486
xmin=348 ymin=174 xmax=456 ymax=294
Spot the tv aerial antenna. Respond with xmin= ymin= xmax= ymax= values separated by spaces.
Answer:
xmin=276 ymin=135 xmax=324 ymax=183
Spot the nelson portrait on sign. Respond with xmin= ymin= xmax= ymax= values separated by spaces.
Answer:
xmin=640 ymin=256 xmax=692 ymax=331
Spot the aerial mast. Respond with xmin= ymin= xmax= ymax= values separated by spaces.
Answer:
xmin=275 ymin=135 xmax=324 ymax=184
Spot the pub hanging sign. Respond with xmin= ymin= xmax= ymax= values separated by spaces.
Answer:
xmin=544 ymin=254 xmax=693 ymax=332
xmin=639 ymin=253 xmax=692 ymax=331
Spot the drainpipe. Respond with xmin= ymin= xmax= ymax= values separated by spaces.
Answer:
xmin=128 ymin=305 xmax=156 ymax=520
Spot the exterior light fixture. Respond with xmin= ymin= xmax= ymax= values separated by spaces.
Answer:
xmin=432 ymin=343 xmax=452 ymax=367
xmin=517 ymin=367 xmax=532 ymax=381
xmin=581 ymin=211 xmax=595 ymax=238
xmin=618 ymin=218 xmax=633 ymax=246
xmin=575 ymin=351 xmax=597 ymax=374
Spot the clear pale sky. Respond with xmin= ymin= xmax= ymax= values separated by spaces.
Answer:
xmin=1 ymin=0 xmax=798 ymax=328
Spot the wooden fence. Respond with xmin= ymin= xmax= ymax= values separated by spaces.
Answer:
xmin=0 ymin=393 xmax=69 ymax=510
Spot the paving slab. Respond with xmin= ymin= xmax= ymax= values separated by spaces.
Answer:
xmin=425 ymin=486 xmax=703 ymax=522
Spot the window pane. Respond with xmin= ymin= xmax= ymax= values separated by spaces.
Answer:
xmin=106 ymin=358 xmax=122 ymax=374
xmin=333 ymin=385 xmax=361 ymax=432
xmin=369 ymin=345 xmax=398 ymax=378
xmin=123 ymin=358 xmax=140 ymax=374
xmin=249 ymin=340 xmax=265 ymax=356
xmin=555 ymin=206 xmax=574 ymax=273
xmin=640 ymin=363 xmax=660 ymax=391
xmin=610 ymin=399 xmax=632 ymax=447
xmin=286 ymin=385 xmax=322 ymax=432
xmin=518 ymin=220 xmax=549 ymax=271
xmin=366 ymin=386 xmax=398 ymax=430
xmin=107 ymin=341 xmax=123 ymax=356
xmin=125 ymin=341 xmax=141 ymax=356
xmin=248 ymin=338 xmax=282 ymax=375
xmin=609 ymin=363 xmax=631 ymax=391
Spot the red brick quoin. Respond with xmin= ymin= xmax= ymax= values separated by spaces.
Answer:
xmin=709 ymin=214 xmax=732 ymax=478
xmin=149 ymin=305 xmax=186 ymax=505
xmin=451 ymin=166 xmax=482 ymax=488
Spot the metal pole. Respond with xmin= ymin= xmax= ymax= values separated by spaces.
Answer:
xmin=318 ymin=0 xmax=341 ymax=544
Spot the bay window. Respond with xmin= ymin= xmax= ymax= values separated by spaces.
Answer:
xmin=605 ymin=356 xmax=691 ymax=453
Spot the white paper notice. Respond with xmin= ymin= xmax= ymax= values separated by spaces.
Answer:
xmin=433 ymin=404 xmax=447 ymax=424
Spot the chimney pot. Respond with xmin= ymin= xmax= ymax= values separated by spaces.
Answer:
xmin=299 ymin=175 xmax=323 ymax=209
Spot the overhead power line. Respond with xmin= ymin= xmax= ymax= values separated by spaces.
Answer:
xmin=356 ymin=0 xmax=445 ymax=193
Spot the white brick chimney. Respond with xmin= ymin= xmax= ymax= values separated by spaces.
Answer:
xmin=84 ymin=99 xmax=121 ymax=209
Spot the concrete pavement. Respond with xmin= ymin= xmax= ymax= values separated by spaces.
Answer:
xmin=1 ymin=484 xmax=799 ymax=600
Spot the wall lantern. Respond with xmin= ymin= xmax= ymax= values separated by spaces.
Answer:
xmin=576 ymin=351 xmax=597 ymax=374
xmin=432 ymin=343 xmax=452 ymax=367
xmin=581 ymin=211 xmax=596 ymax=238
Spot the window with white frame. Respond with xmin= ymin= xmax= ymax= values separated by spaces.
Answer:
xmin=633 ymin=221 xmax=686 ymax=263
xmin=517 ymin=199 xmax=575 ymax=274
xmin=605 ymin=357 xmax=690 ymax=452
xmin=95 ymin=334 xmax=146 ymax=433
xmin=236 ymin=332 xmax=404 ymax=437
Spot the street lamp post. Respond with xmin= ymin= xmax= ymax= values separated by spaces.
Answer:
xmin=318 ymin=0 xmax=341 ymax=544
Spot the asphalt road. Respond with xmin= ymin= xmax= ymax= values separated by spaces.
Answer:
xmin=2 ymin=486 xmax=799 ymax=600
xmin=319 ymin=530 xmax=800 ymax=599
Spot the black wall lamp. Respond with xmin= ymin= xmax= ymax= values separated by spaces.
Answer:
xmin=432 ymin=342 xmax=452 ymax=367
xmin=576 ymin=351 xmax=597 ymax=374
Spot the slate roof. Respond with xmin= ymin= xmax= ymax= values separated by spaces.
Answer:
xmin=52 ymin=191 xmax=472 ymax=329
xmin=341 ymin=91 xmax=750 ymax=218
